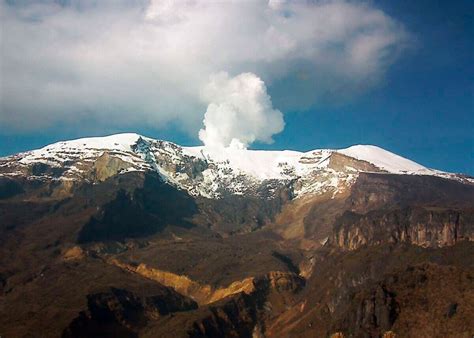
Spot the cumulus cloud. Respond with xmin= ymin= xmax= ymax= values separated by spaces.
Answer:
xmin=199 ymin=72 xmax=284 ymax=149
xmin=0 ymin=0 xmax=410 ymax=142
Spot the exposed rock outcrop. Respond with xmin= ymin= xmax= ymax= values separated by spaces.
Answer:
xmin=93 ymin=152 xmax=133 ymax=181
xmin=330 ymin=207 xmax=474 ymax=250
xmin=346 ymin=284 xmax=399 ymax=336
xmin=329 ymin=263 xmax=474 ymax=338
xmin=110 ymin=259 xmax=255 ymax=304
xmin=188 ymin=271 xmax=304 ymax=337
xmin=110 ymin=259 xmax=303 ymax=306
xmin=329 ymin=152 xmax=383 ymax=173
xmin=62 ymin=246 xmax=85 ymax=261
xmin=348 ymin=173 xmax=474 ymax=213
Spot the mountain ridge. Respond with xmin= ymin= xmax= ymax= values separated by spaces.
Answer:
xmin=1 ymin=133 xmax=471 ymax=201
xmin=0 ymin=132 xmax=438 ymax=173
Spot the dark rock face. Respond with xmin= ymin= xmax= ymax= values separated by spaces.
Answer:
xmin=0 ymin=177 xmax=24 ymax=199
xmin=145 ymin=288 xmax=199 ymax=315
xmin=189 ymin=293 xmax=258 ymax=338
xmin=348 ymin=173 xmax=474 ymax=212
xmin=195 ymin=191 xmax=290 ymax=234
xmin=331 ymin=207 xmax=474 ymax=250
xmin=446 ymin=302 xmax=458 ymax=318
xmin=334 ymin=263 xmax=474 ymax=338
xmin=62 ymin=287 xmax=197 ymax=338
xmin=343 ymin=284 xmax=399 ymax=337
xmin=77 ymin=174 xmax=198 ymax=243
xmin=63 ymin=311 xmax=138 ymax=338
xmin=63 ymin=288 xmax=145 ymax=338
xmin=30 ymin=162 xmax=67 ymax=177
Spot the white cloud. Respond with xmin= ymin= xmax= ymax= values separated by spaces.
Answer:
xmin=0 ymin=0 xmax=410 ymax=142
xmin=199 ymin=72 xmax=284 ymax=149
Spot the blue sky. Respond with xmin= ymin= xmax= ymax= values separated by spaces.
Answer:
xmin=0 ymin=0 xmax=473 ymax=174
xmin=269 ymin=0 xmax=474 ymax=174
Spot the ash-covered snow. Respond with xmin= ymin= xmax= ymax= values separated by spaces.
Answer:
xmin=1 ymin=133 xmax=469 ymax=199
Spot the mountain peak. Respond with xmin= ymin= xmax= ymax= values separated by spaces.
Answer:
xmin=337 ymin=144 xmax=429 ymax=174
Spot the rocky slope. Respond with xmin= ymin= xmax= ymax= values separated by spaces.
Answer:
xmin=1 ymin=133 xmax=473 ymax=337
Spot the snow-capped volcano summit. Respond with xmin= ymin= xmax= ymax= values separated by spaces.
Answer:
xmin=0 ymin=133 xmax=469 ymax=199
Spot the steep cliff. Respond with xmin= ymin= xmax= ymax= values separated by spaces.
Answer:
xmin=331 ymin=207 xmax=473 ymax=250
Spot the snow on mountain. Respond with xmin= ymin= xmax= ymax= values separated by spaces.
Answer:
xmin=182 ymin=146 xmax=329 ymax=180
xmin=1 ymin=133 xmax=469 ymax=199
xmin=17 ymin=133 xmax=145 ymax=166
xmin=338 ymin=145 xmax=429 ymax=174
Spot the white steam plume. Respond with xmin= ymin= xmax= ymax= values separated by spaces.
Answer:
xmin=199 ymin=72 xmax=284 ymax=149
